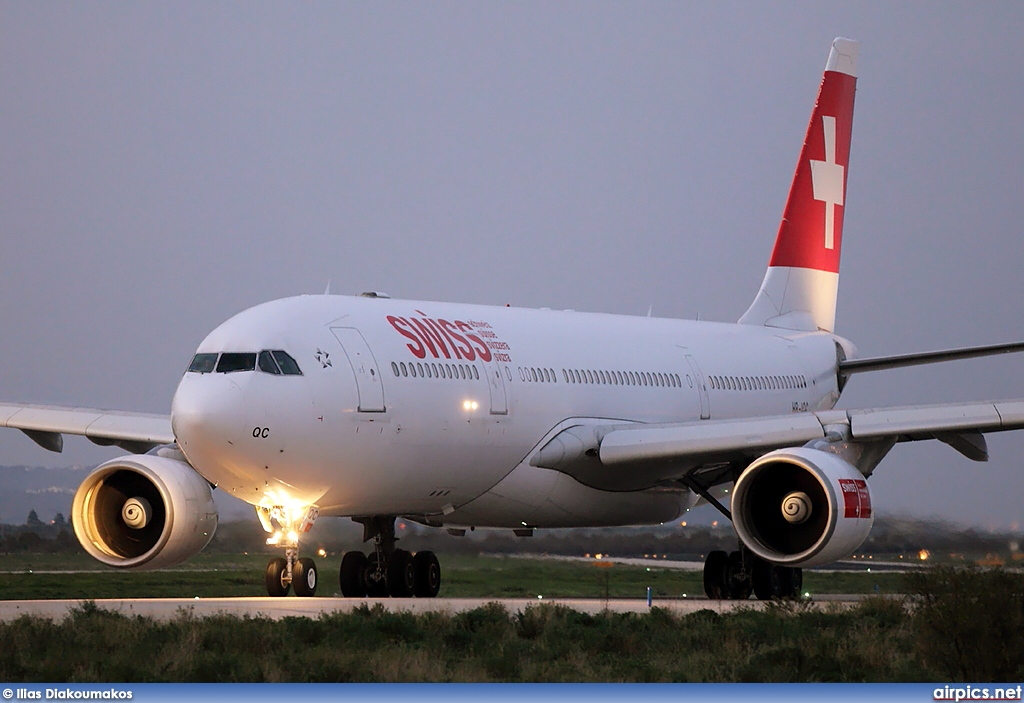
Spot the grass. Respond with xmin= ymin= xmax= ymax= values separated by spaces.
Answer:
xmin=0 ymin=565 xmax=1019 ymax=682
xmin=0 ymin=598 xmax=926 ymax=682
xmin=0 ymin=552 xmax=907 ymax=600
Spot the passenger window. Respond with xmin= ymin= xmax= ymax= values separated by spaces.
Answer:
xmin=271 ymin=351 xmax=303 ymax=375
xmin=390 ymin=361 xmax=399 ymax=377
xmin=417 ymin=363 xmax=425 ymax=377
xmin=217 ymin=352 xmax=256 ymax=373
xmin=432 ymin=363 xmax=440 ymax=378
xmin=188 ymin=353 xmax=218 ymax=374
xmin=531 ymin=368 xmax=538 ymax=382
xmin=460 ymin=365 xmax=467 ymax=379
xmin=401 ymin=362 xmax=408 ymax=377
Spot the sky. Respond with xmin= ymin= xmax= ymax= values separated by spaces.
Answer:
xmin=2 ymin=2 xmax=1023 ymax=529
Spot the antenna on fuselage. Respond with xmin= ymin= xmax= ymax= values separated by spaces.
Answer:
xmin=323 ymin=279 xmax=331 ymax=295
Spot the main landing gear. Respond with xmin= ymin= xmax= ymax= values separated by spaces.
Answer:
xmin=702 ymin=546 xmax=802 ymax=600
xmin=338 ymin=516 xmax=441 ymax=598
xmin=258 ymin=505 xmax=321 ymax=597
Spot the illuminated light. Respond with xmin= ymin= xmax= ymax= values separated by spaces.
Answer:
xmin=595 ymin=553 xmax=603 ymax=559
xmin=317 ymin=548 xmax=327 ymax=558
xmin=398 ymin=523 xmax=406 ymax=530
xmin=537 ymin=595 xmax=543 ymax=600
xmin=918 ymin=549 xmax=930 ymax=561
xmin=804 ymin=592 xmax=810 ymax=598
xmin=266 ymin=531 xmax=282 ymax=546
xmin=712 ymin=521 xmax=718 ymax=527
xmin=462 ymin=399 xmax=479 ymax=411
xmin=646 ymin=568 xmax=650 ymax=572
xmin=680 ymin=521 xmax=687 ymax=527
xmin=287 ymin=530 xmax=299 ymax=543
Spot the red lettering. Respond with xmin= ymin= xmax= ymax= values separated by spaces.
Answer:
xmin=423 ymin=318 xmax=456 ymax=360
xmin=387 ymin=316 xmax=426 ymax=359
xmin=456 ymin=321 xmax=492 ymax=362
xmin=855 ymin=479 xmax=871 ymax=518
xmin=839 ymin=479 xmax=860 ymax=518
xmin=438 ymin=319 xmax=475 ymax=361
xmin=410 ymin=318 xmax=447 ymax=359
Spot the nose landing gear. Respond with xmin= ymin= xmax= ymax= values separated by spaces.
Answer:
xmin=258 ymin=505 xmax=320 ymax=597
xmin=338 ymin=516 xmax=442 ymax=598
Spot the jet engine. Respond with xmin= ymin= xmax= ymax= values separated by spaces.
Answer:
xmin=731 ymin=447 xmax=873 ymax=568
xmin=71 ymin=454 xmax=218 ymax=570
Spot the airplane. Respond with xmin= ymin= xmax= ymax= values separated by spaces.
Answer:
xmin=4 ymin=37 xmax=1024 ymax=600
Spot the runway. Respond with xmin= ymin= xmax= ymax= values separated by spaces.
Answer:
xmin=0 ymin=595 xmax=874 ymax=622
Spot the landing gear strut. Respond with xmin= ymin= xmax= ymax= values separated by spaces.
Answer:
xmin=338 ymin=516 xmax=442 ymax=598
xmin=257 ymin=505 xmax=320 ymax=597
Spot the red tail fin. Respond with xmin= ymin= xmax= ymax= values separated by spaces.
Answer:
xmin=740 ymin=38 xmax=858 ymax=332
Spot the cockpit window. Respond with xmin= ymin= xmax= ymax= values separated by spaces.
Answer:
xmin=216 ymin=352 xmax=257 ymax=373
xmin=271 ymin=350 xmax=302 ymax=375
xmin=258 ymin=350 xmax=281 ymax=375
xmin=187 ymin=353 xmax=218 ymax=374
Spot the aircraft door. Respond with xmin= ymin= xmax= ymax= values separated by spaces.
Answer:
xmin=331 ymin=327 xmax=386 ymax=412
xmin=486 ymin=362 xmax=508 ymax=415
xmin=680 ymin=349 xmax=711 ymax=420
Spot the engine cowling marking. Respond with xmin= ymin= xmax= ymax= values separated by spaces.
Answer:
xmin=839 ymin=478 xmax=871 ymax=518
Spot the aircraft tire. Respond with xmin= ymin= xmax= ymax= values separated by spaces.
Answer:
xmin=339 ymin=551 xmax=368 ymax=597
xmin=293 ymin=557 xmax=318 ymax=597
xmin=703 ymin=550 xmax=729 ymax=599
xmin=265 ymin=557 xmax=290 ymax=597
xmin=413 ymin=550 xmax=441 ymax=598
xmin=387 ymin=548 xmax=417 ymax=598
xmin=751 ymin=559 xmax=775 ymax=600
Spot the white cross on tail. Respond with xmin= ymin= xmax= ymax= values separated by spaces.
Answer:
xmin=810 ymin=115 xmax=844 ymax=249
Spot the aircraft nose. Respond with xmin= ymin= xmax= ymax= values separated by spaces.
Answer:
xmin=171 ymin=373 xmax=246 ymax=471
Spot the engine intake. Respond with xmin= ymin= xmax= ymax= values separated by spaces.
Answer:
xmin=72 ymin=454 xmax=218 ymax=570
xmin=732 ymin=447 xmax=873 ymax=568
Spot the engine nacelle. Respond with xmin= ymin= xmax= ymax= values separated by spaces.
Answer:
xmin=732 ymin=447 xmax=873 ymax=568
xmin=71 ymin=454 xmax=218 ymax=570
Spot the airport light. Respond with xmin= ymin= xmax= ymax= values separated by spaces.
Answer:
xmin=919 ymin=549 xmax=930 ymax=561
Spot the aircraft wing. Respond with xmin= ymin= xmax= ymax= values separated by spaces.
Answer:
xmin=0 ymin=402 xmax=173 ymax=454
xmin=532 ymin=399 xmax=1024 ymax=491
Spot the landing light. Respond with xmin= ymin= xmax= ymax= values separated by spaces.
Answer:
xmin=462 ymin=400 xmax=479 ymax=411
xmin=317 ymin=548 xmax=327 ymax=558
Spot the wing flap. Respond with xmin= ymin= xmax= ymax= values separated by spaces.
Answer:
xmin=599 ymin=414 xmax=826 ymax=466
xmin=0 ymin=403 xmax=174 ymax=453
xmin=848 ymin=401 xmax=1024 ymax=440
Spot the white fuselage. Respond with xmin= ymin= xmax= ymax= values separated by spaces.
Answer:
xmin=170 ymin=295 xmax=843 ymax=528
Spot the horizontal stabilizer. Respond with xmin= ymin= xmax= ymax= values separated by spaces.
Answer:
xmin=840 ymin=341 xmax=1024 ymax=375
